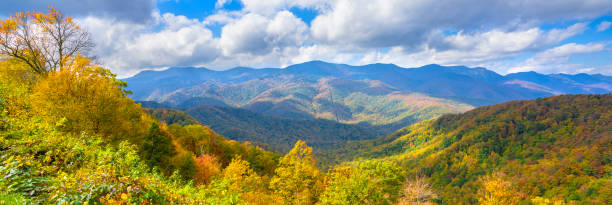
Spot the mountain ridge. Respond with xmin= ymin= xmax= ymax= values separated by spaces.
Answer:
xmin=124 ymin=61 xmax=611 ymax=136
xmin=125 ymin=61 xmax=611 ymax=104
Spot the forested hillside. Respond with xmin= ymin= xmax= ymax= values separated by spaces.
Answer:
xmin=343 ymin=94 xmax=611 ymax=204
xmin=185 ymin=105 xmax=382 ymax=152
xmin=146 ymin=108 xmax=199 ymax=126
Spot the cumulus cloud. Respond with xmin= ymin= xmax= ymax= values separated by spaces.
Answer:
xmin=347 ymin=22 xmax=590 ymax=71
xmin=79 ymin=12 xmax=219 ymax=77
xmin=0 ymin=0 xmax=156 ymax=23
xmin=310 ymin=0 xmax=612 ymax=49
xmin=433 ymin=23 xmax=587 ymax=60
xmin=240 ymin=0 xmax=332 ymax=16
xmin=219 ymin=11 xmax=308 ymax=55
xmin=215 ymin=0 xmax=233 ymax=9
xmin=78 ymin=9 xmax=312 ymax=77
xmin=33 ymin=0 xmax=612 ymax=76
xmin=508 ymin=43 xmax=607 ymax=74
xmin=597 ymin=21 xmax=612 ymax=31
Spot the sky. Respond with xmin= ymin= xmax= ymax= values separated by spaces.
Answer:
xmin=2 ymin=0 xmax=612 ymax=77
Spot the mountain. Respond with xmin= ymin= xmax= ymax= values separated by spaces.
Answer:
xmin=124 ymin=61 xmax=611 ymax=128
xmin=334 ymin=94 xmax=612 ymax=203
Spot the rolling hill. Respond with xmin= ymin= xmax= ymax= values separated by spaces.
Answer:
xmin=334 ymin=94 xmax=611 ymax=203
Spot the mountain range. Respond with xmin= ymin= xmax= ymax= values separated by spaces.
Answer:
xmin=125 ymin=61 xmax=611 ymax=154
xmin=125 ymin=61 xmax=611 ymax=106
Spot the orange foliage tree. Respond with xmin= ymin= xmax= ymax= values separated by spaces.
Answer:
xmin=194 ymin=154 xmax=221 ymax=185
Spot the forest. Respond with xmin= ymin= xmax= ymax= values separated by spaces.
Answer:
xmin=0 ymin=8 xmax=610 ymax=205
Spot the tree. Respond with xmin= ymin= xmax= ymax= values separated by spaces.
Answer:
xmin=194 ymin=154 xmax=221 ymax=185
xmin=141 ymin=123 xmax=175 ymax=173
xmin=477 ymin=172 xmax=522 ymax=205
xmin=0 ymin=7 xmax=93 ymax=74
xmin=270 ymin=140 xmax=322 ymax=204
xmin=320 ymin=161 xmax=405 ymax=205
xmin=398 ymin=176 xmax=438 ymax=205
xmin=30 ymin=56 xmax=150 ymax=141
xmin=173 ymin=151 xmax=197 ymax=182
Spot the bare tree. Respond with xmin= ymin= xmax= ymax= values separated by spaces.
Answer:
xmin=0 ymin=7 xmax=93 ymax=74
xmin=398 ymin=175 xmax=438 ymax=205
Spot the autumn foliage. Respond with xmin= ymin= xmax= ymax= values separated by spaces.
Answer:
xmin=1 ymin=8 xmax=610 ymax=205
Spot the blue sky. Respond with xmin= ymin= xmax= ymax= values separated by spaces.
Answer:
xmin=2 ymin=0 xmax=612 ymax=77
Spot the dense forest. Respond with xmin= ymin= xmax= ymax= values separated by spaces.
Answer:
xmin=337 ymin=94 xmax=611 ymax=204
xmin=1 ymin=8 xmax=610 ymax=205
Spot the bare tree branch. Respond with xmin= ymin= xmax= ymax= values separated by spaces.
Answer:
xmin=0 ymin=7 xmax=94 ymax=74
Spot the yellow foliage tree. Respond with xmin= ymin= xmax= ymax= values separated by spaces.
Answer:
xmin=30 ymin=56 xmax=152 ymax=142
xmin=270 ymin=140 xmax=322 ymax=204
xmin=531 ymin=197 xmax=566 ymax=205
xmin=0 ymin=7 xmax=93 ymax=74
xmin=221 ymin=157 xmax=277 ymax=204
xmin=477 ymin=172 xmax=522 ymax=205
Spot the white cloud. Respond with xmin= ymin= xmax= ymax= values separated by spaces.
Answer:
xmin=508 ymin=43 xmax=607 ymax=74
xmin=240 ymin=0 xmax=332 ymax=16
xmin=310 ymin=0 xmax=612 ymax=48
xmin=241 ymin=0 xmax=286 ymax=16
xmin=219 ymin=11 xmax=308 ymax=55
xmin=215 ymin=0 xmax=232 ymax=9
xmin=537 ymin=43 xmax=606 ymax=58
xmin=79 ymin=13 xmax=219 ymax=77
xmin=348 ymin=23 xmax=590 ymax=71
xmin=203 ymin=10 xmax=244 ymax=25
xmin=597 ymin=21 xmax=612 ymax=31
xmin=69 ymin=0 xmax=612 ymax=77
xmin=219 ymin=13 xmax=270 ymax=55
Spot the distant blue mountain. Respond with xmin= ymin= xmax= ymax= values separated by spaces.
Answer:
xmin=124 ymin=61 xmax=611 ymax=107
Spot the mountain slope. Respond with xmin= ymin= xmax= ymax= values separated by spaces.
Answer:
xmin=345 ymin=94 xmax=611 ymax=203
xmin=183 ymin=105 xmax=384 ymax=155
xmin=146 ymin=108 xmax=199 ymax=126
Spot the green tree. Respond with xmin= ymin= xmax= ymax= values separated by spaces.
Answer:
xmin=320 ymin=160 xmax=405 ymax=205
xmin=140 ymin=123 xmax=175 ymax=173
